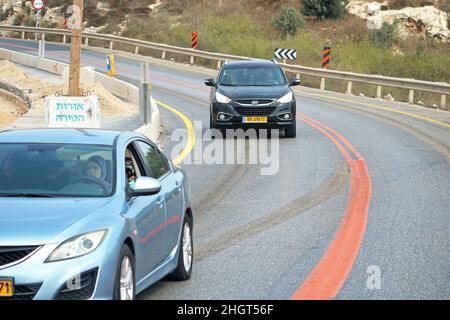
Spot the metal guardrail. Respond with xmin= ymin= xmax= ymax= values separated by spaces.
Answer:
xmin=0 ymin=25 xmax=448 ymax=109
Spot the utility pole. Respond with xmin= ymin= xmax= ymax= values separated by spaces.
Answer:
xmin=68 ymin=0 xmax=83 ymax=96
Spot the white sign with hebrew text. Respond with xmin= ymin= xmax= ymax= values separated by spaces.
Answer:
xmin=45 ymin=96 xmax=100 ymax=128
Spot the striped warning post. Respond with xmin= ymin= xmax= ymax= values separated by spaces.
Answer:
xmin=192 ymin=31 xmax=198 ymax=49
xmin=322 ymin=47 xmax=330 ymax=69
xmin=63 ymin=18 xmax=68 ymax=30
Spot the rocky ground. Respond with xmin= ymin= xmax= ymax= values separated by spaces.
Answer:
xmin=0 ymin=87 xmax=28 ymax=128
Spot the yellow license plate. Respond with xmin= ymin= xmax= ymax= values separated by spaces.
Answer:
xmin=243 ymin=117 xmax=267 ymax=123
xmin=0 ymin=279 xmax=13 ymax=297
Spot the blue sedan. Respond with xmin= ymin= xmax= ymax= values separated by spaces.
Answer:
xmin=0 ymin=129 xmax=193 ymax=300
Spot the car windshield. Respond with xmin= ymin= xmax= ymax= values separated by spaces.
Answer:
xmin=219 ymin=66 xmax=287 ymax=86
xmin=0 ymin=143 xmax=114 ymax=197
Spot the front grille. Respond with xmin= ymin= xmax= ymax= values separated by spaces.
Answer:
xmin=0 ymin=283 xmax=42 ymax=300
xmin=0 ymin=246 xmax=39 ymax=267
xmin=236 ymin=99 xmax=274 ymax=105
xmin=55 ymin=268 xmax=98 ymax=300
xmin=235 ymin=106 xmax=277 ymax=116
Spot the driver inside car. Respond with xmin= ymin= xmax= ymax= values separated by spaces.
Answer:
xmin=86 ymin=155 xmax=111 ymax=190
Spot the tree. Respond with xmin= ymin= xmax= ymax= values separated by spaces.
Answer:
xmin=272 ymin=6 xmax=305 ymax=38
xmin=301 ymin=0 xmax=349 ymax=20
xmin=369 ymin=22 xmax=398 ymax=48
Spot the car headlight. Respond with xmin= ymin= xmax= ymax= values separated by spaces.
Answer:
xmin=215 ymin=92 xmax=232 ymax=104
xmin=277 ymin=92 xmax=293 ymax=104
xmin=46 ymin=230 xmax=107 ymax=263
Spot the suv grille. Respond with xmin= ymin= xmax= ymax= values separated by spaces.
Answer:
xmin=0 ymin=246 xmax=39 ymax=267
xmin=235 ymin=106 xmax=277 ymax=116
xmin=236 ymin=99 xmax=274 ymax=105
xmin=0 ymin=283 xmax=42 ymax=300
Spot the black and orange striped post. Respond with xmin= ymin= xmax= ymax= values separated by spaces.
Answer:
xmin=322 ymin=47 xmax=331 ymax=69
xmin=192 ymin=31 xmax=198 ymax=49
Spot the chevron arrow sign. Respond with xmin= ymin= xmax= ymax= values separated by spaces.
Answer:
xmin=274 ymin=48 xmax=297 ymax=60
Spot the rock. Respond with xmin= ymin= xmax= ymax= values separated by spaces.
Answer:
xmin=359 ymin=93 xmax=366 ymax=97
xmin=347 ymin=1 xmax=388 ymax=19
xmin=372 ymin=6 xmax=449 ymax=41
xmin=11 ymin=0 xmax=22 ymax=13
xmin=44 ymin=7 xmax=64 ymax=26
xmin=2 ymin=0 xmax=12 ymax=12
xmin=367 ymin=2 xmax=381 ymax=16
xmin=417 ymin=100 xmax=425 ymax=105
xmin=384 ymin=93 xmax=395 ymax=102
xmin=347 ymin=2 xmax=450 ymax=41
xmin=149 ymin=0 xmax=163 ymax=11
xmin=432 ymin=104 xmax=439 ymax=108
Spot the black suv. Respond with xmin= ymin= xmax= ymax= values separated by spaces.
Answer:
xmin=205 ymin=60 xmax=300 ymax=138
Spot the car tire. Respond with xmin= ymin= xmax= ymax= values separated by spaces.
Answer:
xmin=284 ymin=121 xmax=297 ymax=138
xmin=113 ymin=244 xmax=136 ymax=300
xmin=166 ymin=214 xmax=193 ymax=281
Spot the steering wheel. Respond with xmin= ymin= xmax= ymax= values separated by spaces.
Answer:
xmin=71 ymin=176 xmax=108 ymax=193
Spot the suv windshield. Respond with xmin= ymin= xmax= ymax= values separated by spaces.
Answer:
xmin=219 ymin=66 xmax=287 ymax=86
xmin=0 ymin=143 xmax=114 ymax=197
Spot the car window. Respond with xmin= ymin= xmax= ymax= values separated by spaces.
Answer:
xmin=219 ymin=66 xmax=287 ymax=86
xmin=135 ymin=141 xmax=170 ymax=179
xmin=125 ymin=145 xmax=144 ymax=191
xmin=0 ymin=143 xmax=114 ymax=197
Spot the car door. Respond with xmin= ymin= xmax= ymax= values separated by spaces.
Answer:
xmin=125 ymin=143 xmax=167 ymax=279
xmin=135 ymin=141 xmax=184 ymax=259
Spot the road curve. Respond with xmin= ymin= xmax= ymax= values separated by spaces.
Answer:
xmin=1 ymin=37 xmax=449 ymax=299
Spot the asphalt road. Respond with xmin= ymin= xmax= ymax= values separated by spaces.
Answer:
xmin=1 ymin=37 xmax=449 ymax=299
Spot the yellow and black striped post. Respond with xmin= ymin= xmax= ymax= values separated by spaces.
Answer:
xmin=192 ymin=31 xmax=198 ymax=49
xmin=322 ymin=47 xmax=331 ymax=69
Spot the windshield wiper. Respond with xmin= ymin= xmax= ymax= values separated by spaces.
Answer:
xmin=0 ymin=193 xmax=56 ymax=198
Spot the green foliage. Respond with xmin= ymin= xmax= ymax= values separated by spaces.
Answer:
xmin=369 ymin=22 xmax=399 ymax=48
xmin=301 ymin=0 xmax=349 ymax=20
xmin=271 ymin=6 xmax=305 ymax=38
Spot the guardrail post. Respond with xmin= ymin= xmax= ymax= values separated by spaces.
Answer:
xmin=190 ymin=55 xmax=195 ymax=65
xmin=63 ymin=34 xmax=67 ymax=44
xmin=441 ymin=95 xmax=447 ymax=110
xmin=135 ymin=46 xmax=139 ymax=55
xmin=161 ymin=50 xmax=166 ymax=60
xmin=320 ymin=78 xmax=326 ymax=91
xmin=41 ymin=33 xmax=45 ymax=41
xmin=217 ymin=61 xmax=222 ymax=69
xmin=38 ymin=39 xmax=46 ymax=58
xmin=409 ymin=90 xmax=414 ymax=104
xmin=85 ymin=37 xmax=89 ymax=46
xmin=140 ymin=62 xmax=152 ymax=125
xmin=346 ymin=81 xmax=352 ymax=95
xmin=109 ymin=41 xmax=114 ymax=50
xmin=21 ymin=31 xmax=25 ymax=39
xmin=376 ymin=86 xmax=382 ymax=99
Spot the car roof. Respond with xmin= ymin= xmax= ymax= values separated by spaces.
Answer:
xmin=0 ymin=128 xmax=128 ymax=146
xmin=224 ymin=60 xmax=278 ymax=69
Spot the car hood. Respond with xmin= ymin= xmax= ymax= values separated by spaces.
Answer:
xmin=0 ymin=198 xmax=113 ymax=246
xmin=218 ymin=85 xmax=289 ymax=100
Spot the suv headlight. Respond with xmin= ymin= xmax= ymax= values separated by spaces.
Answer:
xmin=277 ymin=92 xmax=293 ymax=104
xmin=215 ymin=92 xmax=232 ymax=104
xmin=46 ymin=230 xmax=107 ymax=262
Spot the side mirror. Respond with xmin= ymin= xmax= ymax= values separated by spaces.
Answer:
xmin=131 ymin=177 xmax=161 ymax=197
xmin=289 ymin=78 xmax=301 ymax=87
xmin=205 ymin=79 xmax=217 ymax=87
